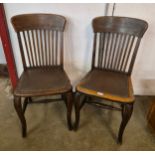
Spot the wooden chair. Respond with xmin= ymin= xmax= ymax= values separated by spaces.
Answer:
xmin=74 ymin=16 xmax=148 ymax=143
xmin=11 ymin=14 xmax=73 ymax=137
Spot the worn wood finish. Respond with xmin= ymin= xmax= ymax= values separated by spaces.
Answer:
xmin=77 ymin=69 xmax=135 ymax=103
xmin=11 ymin=14 xmax=73 ymax=137
xmin=75 ymin=16 xmax=148 ymax=143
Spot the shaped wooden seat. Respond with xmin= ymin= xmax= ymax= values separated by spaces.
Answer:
xmin=14 ymin=67 xmax=71 ymax=97
xmin=74 ymin=16 xmax=148 ymax=144
xmin=77 ymin=69 xmax=134 ymax=103
xmin=11 ymin=14 xmax=73 ymax=137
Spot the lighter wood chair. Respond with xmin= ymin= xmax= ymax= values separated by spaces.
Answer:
xmin=74 ymin=16 xmax=148 ymax=143
xmin=11 ymin=14 xmax=73 ymax=137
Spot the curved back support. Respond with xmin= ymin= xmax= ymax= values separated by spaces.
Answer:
xmin=92 ymin=16 xmax=148 ymax=75
xmin=11 ymin=14 xmax=66 ymax=69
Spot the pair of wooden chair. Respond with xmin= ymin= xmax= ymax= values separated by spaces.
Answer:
xmin=11 ymin=14 xmax=148 ymax=144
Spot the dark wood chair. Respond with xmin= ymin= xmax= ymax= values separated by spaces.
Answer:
xmin=74 ymin=16 xmax=148 ymax=143
xmin=11 ymin=14 xmax=73 ymax=137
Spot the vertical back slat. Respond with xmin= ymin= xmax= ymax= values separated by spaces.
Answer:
xmin=44 ymin=29 xmax=48 ymax=66
xmin=27 ymin=30 xmax=35 ymax=66
xmin=22 ymin=31 xmax=32 ymax=67
xmin=52 ymin=30 xmax=54 ymax=65
xmin=104 ymin=32 xmax=110 ymax=69
xmin=55 ymin=30 xmax=58 ymax=65
xmin=115 ymin=34 xmax=124 ymax=70
xmin=111 ymin=33 xmax=119 ymax=69
xmin=17 ymin=32 xmax=26 ymax=69
xmin=91 ymin=33 xmax=97 ymax=68
xmin=119 ymin=35 xmax=130 ymax=71
xmin=122 ymin=36 xmax=135 ymax=72
xmin=101 ymin=33 xmax=106 ymax=68
xmin=109 ymin=33 xmax=117 ymax=69
xmin=128 ymin=38 xmax=141 ymax=74
xmin=49 ymin=30 xmax=52 ymax=65
xmin=107 ymin=33 xmax=114 ymax=69
xmin=32 ymin=30 xmax=38 ymax=66
xmin=35 ymin=29 xmax=41 ymax=66
xmin=98 ymin=33 xmax=103 ymax=68
xmin=60 ymin=32 xmax=64 ymax=66
xmin=117 ymin=34 xmax=128 ymax=71
xmin=40 ymin=29 xmax=44 ymax=66
xmin=113 ymin=34 xmax=123 ymax=70
xmin=47 ymin=30 xmax=51 ymax=65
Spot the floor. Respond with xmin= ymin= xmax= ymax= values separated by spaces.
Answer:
xmin=0 ymin=77 xmax=155 ymax=150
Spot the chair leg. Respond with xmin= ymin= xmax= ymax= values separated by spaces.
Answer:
xmin=79 ymin=95 xmax=87 ymax=110
xmin=117 ymin=103 xmax=133 ymax=144
xmin=74 ymin=93 xmax=82 ymax=130
xmin=65 ymin=91 xmax=73 ymax=130
xmin=23 ymin=97 xmax=33 ymax=114
xmin=23 ymin=97 xmax=29 ymax=114
xmin=62 ymin=94 xmax=67 ymax=106
xmin=28 ymin=97 xmax=32 ymax=103
xmin=14 ymin=96 xmax=27 ymax=137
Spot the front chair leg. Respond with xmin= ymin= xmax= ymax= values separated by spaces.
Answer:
xmin=66 ymin=91 xmax=73 ymax=130
xmin=14 ymin=96 xmax=27 ymax=137
xmin=118 ymin=103 xmax=133 ymax=144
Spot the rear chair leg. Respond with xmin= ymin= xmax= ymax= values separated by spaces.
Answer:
xmin=23 ymin=97 xmax=29 ymax=114
xmin=118 ymin=103 xmax=133 ymax=144
xmin=14 ymin=96 xmax=27 ymax=137
xmin=28 ymin=97 xmax=32 ymax=102
xmin=23 ymin=97 xmax=32 ymax=114
xmin=66 ymin=91 xmax=73 ymax=130
xmin=74 ymin=93 xmax=82 ymax=130
xmin=62 ymin=94 xmax=67 ymax=106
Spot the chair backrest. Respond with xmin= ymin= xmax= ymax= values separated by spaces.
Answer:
xmin=11 ymin=14 xmax=66 ymax=69
xmin=92 ymin=16 xmax=148 ymax=75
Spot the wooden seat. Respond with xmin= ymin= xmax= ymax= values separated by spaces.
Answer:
xmin=14 ymin=67 xmax=71 ymax=97
xmin=74 ymin=16 xmax=148 ymax=144
xmin=77 ymin=69 xmax=134 ymax=103
xmin=11 ymin=14 xmax=73 ymax=137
